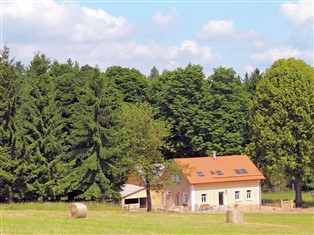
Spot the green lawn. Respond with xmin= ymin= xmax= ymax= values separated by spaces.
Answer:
xmin=262 ymin=190 xmax=314 ymax=207
xmin=1 ymin=203 xmax=313 ymax=234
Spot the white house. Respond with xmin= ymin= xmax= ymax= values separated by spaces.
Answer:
xmin=165 ymin=155 xmax=266 ymax=211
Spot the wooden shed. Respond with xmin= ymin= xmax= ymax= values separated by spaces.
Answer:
xmin=120 ymin=184 xmax=147 ymax=209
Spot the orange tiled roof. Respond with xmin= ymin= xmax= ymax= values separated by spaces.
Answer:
xmin=174 ymin=155 xmax=265 ymax=184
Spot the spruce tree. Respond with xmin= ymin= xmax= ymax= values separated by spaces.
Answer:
xmin=60 ymin=66 xmax=126 ymax=201
xmin=15 ymin=53 xmax=62 ymax=201
xmin=0 ymin=46 xmax=22 ymax=202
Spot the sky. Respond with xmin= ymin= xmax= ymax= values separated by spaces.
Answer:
xmin=1 ymin=0 xmax=313 ymax=77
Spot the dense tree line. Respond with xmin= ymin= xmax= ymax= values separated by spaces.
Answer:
xmin=0 ymin=46 xmax=313 ymax=206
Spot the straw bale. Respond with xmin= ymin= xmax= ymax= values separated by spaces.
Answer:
xmin=226 ymin=210 xmax=244 ymax=223
xmin=68 ymin=203 xmax=88 ymax=219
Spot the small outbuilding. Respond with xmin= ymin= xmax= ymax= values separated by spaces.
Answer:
xmin=120 ymin=184 xmax=147 ymax=209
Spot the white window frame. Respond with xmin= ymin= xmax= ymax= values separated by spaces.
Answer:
xmin=176 ymin=175 xmax=182 ymax=182
xmin=234 ymin=190 xmax=242 ymax=201
xmin=246 ymin=189 xmax=253 ymax=200
xmin=183 ymin=193 xmax=188 ymax=204
xmin=201 ymin=193 xmax=208 ymax=203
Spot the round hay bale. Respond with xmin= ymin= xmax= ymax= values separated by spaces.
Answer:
xmin=68 ymin=203 xmax=88 ymax=219
xmin=226 ymin=210 xmax=244 ymax=224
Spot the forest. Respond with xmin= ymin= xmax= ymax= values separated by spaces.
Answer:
xmin=0 ymin=46 xmax=313 ymax=207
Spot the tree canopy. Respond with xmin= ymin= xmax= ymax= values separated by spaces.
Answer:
xmin=246 ymin=58 xmax=314 ymax=207
xmin=1 ymin=45 xmax=313 ymax=203
xmin=115 ymin=103 xmax=170 ymax=211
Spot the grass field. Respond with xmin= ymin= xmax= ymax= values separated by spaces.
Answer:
xmin=262 ymin=190 xmax=314 ymax=207
xmin=1 ymin=202 xmax=313 ymax=234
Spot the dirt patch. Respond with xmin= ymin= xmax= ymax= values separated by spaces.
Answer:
xmin=250 ymin=207 xmax=313 ymax=214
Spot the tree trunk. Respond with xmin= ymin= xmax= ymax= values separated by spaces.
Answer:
xmin=8 ymin=194 xmax=13 ymax=203
xmin=146 ymin=180 xmax=152 ymax=212
xmin=8 ymin=188 xmax=13 ymax=203
xmin=294 ymin=178 xmax=303 ymax=208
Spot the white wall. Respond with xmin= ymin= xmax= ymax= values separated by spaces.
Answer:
xmin=194 ymin=180 xmax=261 ymax=208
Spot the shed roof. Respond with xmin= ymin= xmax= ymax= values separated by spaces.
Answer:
xmin=120 ymin=184 xmax=145 ymax=198
xmin=174 ymin=155 xmax=265 ymax=185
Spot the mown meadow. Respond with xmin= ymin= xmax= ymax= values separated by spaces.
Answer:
xmin=1 ymin=195 xmax=313 ymax=235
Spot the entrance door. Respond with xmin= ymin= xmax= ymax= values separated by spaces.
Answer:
xmin=218 ymin=192 xmax=224 ymax=206
xmin=176 ymin=193 xmax=180 ymax=206
xmin=140 ymin=198 xmax=147 ymax=208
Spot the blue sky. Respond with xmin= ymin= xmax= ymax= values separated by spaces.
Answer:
xmin=1 ymin=0 xmax=313 ymax=77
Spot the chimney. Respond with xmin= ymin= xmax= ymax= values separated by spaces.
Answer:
xmin=212 ymin=151 xmax=217 ymax=160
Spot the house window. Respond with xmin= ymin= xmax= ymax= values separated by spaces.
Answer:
xmin=176 ymin=175 xmax=182 ymax=182
xmin=183 ymin=193 xmax=188 ymax=204
xmin=201 ymin=193 xmax=207 ymax=203
xmin=171 ymin=175 xmax=182 ymax=182
xmin=125 ymin=198 xmax=139 ymax=204
xmin=234 ymin=190 xmax=241 ymax=201
xmin=246 ymin=189 xmax=253 ymax=200
xmin=171 ymin=175 xmax=176 ymax=182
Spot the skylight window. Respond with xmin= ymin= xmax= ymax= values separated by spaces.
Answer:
xmin=234 ymin=169 xmax=241 ymax=174
xmin=210 ymin=170 xmax=215 ymax=175
xmin=215 ymin=170 xmax=223 ymax=175
xmin=234 ymin=169 xmax=248 ymax=174
xmin=240 ymin=169 xmax=248 ymax=174
xmin=197 ymin=171 xmax=205 ymax=176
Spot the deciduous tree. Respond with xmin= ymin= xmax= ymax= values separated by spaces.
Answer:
xmin=246 ymin=58 xmax=314 ymax=207
xmin=207 ymin=67 xmax=249 ymax=155
xmin=156 ymin=64 xmax=207 ymax=158
xmin=116 ymin=103 xmax=171 ymax=211
xmin=105 ymin=66 xmax=148 ymax=103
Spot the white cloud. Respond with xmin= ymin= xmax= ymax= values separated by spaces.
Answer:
xmin=253 ymin=40 xmax=265 ymax=49
xmin=197 ymin=19 xmax=260 ymax=44
xmin=2 ymin=1 xmax=221 ymax=76
xmin=278 ymin=1 xmax=313 ymax=52
xmin=279 ymin=1 xmax=313 ymax=25
xmin=197 ymin=19 xmax=235 ymax=40
xmin=153 ymin=7 xmax=179 ymax=32
xmin=10 ymin=39 xmax=221 ymax=76
xmin=243 ymin=64 xmax=255 ymax=75
xmin=3 ymin=0 xmax=134 ymax=43
xmin=251 ymin=47 xmax=312 ymax=64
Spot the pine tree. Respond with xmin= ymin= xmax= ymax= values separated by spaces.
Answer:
xmin=15 ymin=53 xmax=63 ymax=201
xmin=147 ymin=66 xmax=159 ymax=80
xmin=60 ymin=66 xmax=126 ymax=201
xmin=0 ymin=46 xmax=22 ymax=202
